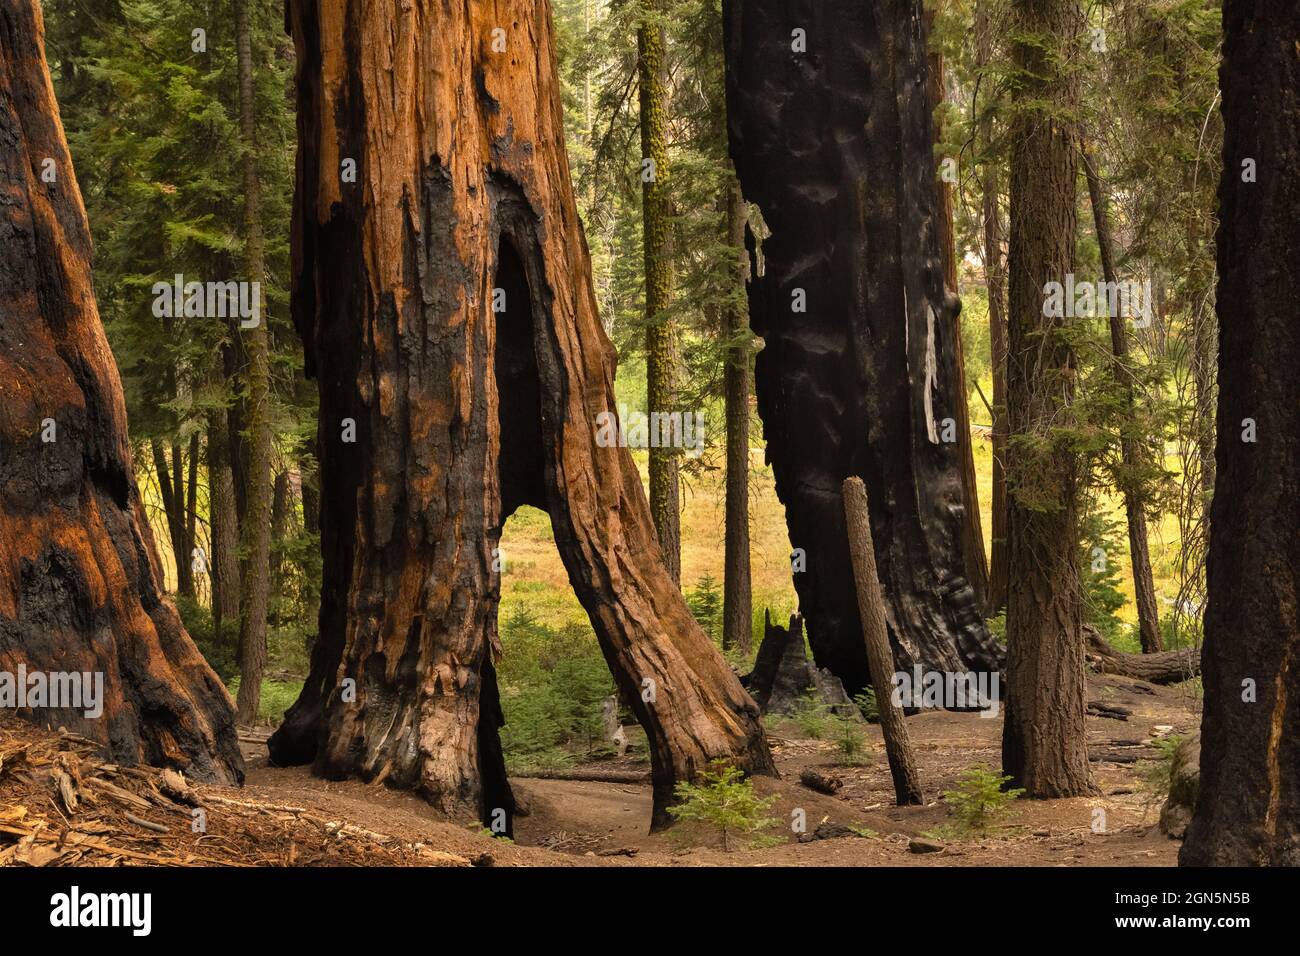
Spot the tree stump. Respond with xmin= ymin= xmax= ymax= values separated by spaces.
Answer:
xmin=745 ymin=611 xmax=861 ymax=720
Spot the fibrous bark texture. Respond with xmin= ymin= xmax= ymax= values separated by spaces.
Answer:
xmin=269 ymin=0 xmax=773 ymax=831
xmin=722 ymin=0 xmax=1001 ymax=695
xmin=0 ymin=0 xmax=241 ymax=783
xmin=1000 ymin=0 xmax=1093 ymax=798
xmin=1181 ymin=0 xmax=1300 ymax=867
xmin=638 ymin=5 xmax=682 ymax=585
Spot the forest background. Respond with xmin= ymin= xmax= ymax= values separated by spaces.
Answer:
xmin=39 ymin=0 xmax=1221 ymax=771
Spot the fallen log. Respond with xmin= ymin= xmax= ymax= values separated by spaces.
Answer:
xmin=799 ymin=769 xmax=844 ymax=796
xmin=1084 ymin=626 xmax=1200 ymax=684
xmin=1086 ymin=701 xmax=1132 ymax=721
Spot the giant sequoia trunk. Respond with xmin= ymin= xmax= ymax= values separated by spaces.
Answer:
xmin=1181 ymin=0 xmax=1300 ymax=866
xmin=0 ymin=0 xmax=241 ymax=783
xmin=722 ymin=0 xmax=1001 ymax=694
xmin=268 ymin=0 xmax=773 ymax=831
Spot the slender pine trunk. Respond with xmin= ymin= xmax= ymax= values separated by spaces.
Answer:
xmin=722 ymin=174 xmax=752 ymax=655
xmin=207 ymin=411 xmax=241 ymax=655
xmin=233 ymin=0 xmax=272 ymax=727
xmin=638 ymin=3 xmax=681 ymax=584
xmin=1001 ymin=0 xmax=1093 ymax=797
xmin=1082 ymin=140 xmax=1162 ymax=653
xmin=977 ymin=1 xmax=1009 ymax=617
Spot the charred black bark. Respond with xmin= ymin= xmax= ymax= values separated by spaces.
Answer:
xmin=1180 ymin=0 xmax=1300 ymax=866
xmin=722 ymin=0 xmax=1000 ymax=694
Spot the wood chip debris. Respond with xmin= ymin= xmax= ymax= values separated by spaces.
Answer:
xmin=0 ymin=719 xmax=469 ymax=867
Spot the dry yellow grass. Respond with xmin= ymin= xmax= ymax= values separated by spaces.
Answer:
xmin=138 ymin=421 xmax=1183 ymax=636
xmin=500 ymin=448 xmax=797 ymax=629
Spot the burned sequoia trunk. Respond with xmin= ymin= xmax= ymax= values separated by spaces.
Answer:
xmin=269 ymin=0 xmax=773 ymax=831
xmin=1180 ymin=0 xmax=1300 ymax=867
xmin=722 ymin=0 xmax=1001 ymax=694
xmin=0 ymin=0 xmax=241 ymax=783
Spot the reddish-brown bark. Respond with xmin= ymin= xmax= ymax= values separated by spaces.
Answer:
xmin=0 ymin=0 xmax=241 ymax=783
xmin=268 ymin=0 xmax=773 ymax=831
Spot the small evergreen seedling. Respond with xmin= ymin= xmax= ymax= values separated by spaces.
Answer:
xmin=791 ymin=690 xmax=831 ymax=739
xmin=853 ymin=688 xmax=879 ymax=722
xmin=667 ymin=760 xmax=779 ymax=851
xmin=831 ymin=713 xmax=869 ymax=765
xmin=942 ymin=766 xmax=1024 ymax=832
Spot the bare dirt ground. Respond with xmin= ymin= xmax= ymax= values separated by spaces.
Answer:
xmin=2 ymin=671 xmax=1198 ymax=867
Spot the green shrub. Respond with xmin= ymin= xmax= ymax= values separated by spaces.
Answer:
xmin=176 ymin=594 xmax=236 ymax=682
xmin=942 ymin=766 xmax=1025 ymax=832
xmin=1078 ymin=506 xmax=1128 ymax=643
xmin=497 ymin=607 xmax=615 ymax=769
xmin=790 ymin=690 xmax=831 ymax=739
xmin=854 ymin=688 xmax=879 ymax=723
xmin=830 ymin=713 xmax=870 ymax=766
xmin=667 ymin=760 xmax=780 ymax=851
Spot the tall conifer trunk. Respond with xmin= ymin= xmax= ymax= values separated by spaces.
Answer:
xmin=232 ymin=0 xmax=272 ymax=727
xmin=722 ymin=175 xmax=752 ymax=656
xmin=638 ymin=2 xmax=682 ymax=585
xmin=1000 ymin=0 xmax=1093 ymax=797
xmin=1082 ymin=142 xmax=1161 ymax=654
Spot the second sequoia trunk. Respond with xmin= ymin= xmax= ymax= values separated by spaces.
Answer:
xmin=269 ymin=0 xmax=773 ymax=830
xmin=0 ymin=0 xmax=241 ymax=783
xmin=722 ymin=0 xmax=1001 ymax=693
xmin=1180 ymin=0 xmax=1300 ymax=866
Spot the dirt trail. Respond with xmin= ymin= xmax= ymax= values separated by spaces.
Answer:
xmin=1 ymin=671 xmax=1195 ymax=867
xmin=229 ymin=671 xmax=1197 ymax=866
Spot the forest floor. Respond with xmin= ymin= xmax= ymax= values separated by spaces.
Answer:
xmin=2 ymin=669 xmax=1196 ymax=867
